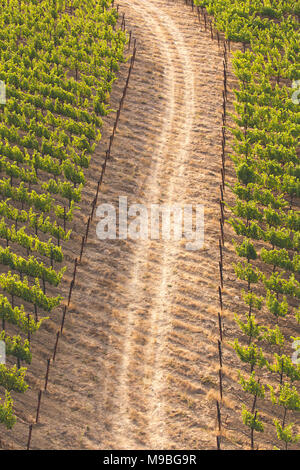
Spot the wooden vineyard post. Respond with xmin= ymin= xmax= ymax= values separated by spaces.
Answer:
xmin=220 ymin=199 xmax=224 ymax=226
xmin=35 ymin=390 xmax=42 ymax=423
xmin=67 ymin=280 xmax=74 ymax=307
xmin=218 ymin=286 xmax=223 ymax=312
xmin=121 ymin=13 xmax=125 ymax=31
xmin=216 ymin=400 xmax=221 ymax=431
xmin=27 ymin=424 xmax=33 ymax=450
xmin=63 ymin=207 xmax=66 ymax=232
xmin=220 ymin=218 xmax=224 ymax=246
xmin=95 ymin=176 xmax=102 ymax=202
xmin=219 ymin=368 xmax=223 ymax=400
xmin=91 ymin=196 xmax=97 ymax=221
xmin=218 ymin=340 xmax=223 ymax=369
xmin=219 ymin=261 xmax=223 ymax=289
xmin=44 ymin=359 xmax=51 ymax=391
xmin=218 ymin=312 xmax=223 ymax=342
xmin=85 ymin=216 xmax=91 ymax=243
xmin=72 ymin=258 xmax=78 ymax=284
xmin=108 ymin=134 xmax=114 ymax=155
xmin=220 ymin=167 xmax=225 ymax=190
xmin=61 ymin=306 xmax=67 ymax=334
xmin=223 ymin=60 xmax=227 ymax=99
xmin=79 ymin=235 xmax=85 ymax=263
xmin=52 ymin=331 xmax=60 ymax=362
xmin=220 ymin=183 xmax=224 ymax=204
xmin=219 ymin=237 xmax=223 ymax=265
xmin=27 ymin=313 xmax=31 ymax=343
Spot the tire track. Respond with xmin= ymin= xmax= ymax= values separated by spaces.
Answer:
xmin=110 ymin=0 xmax=196 ymax=448
xmin=109 ymin=1 xmax=177 ymax=448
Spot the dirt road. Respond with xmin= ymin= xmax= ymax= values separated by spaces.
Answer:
xmin=103 ymin=0 xmax=223 ymax=449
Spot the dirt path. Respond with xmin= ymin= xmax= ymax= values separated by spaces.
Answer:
xmin=106 ymin=0 xmax=224 ymax=449
xmin=112 ymin=0 xmax=197 ymax=449
xmin=4 ymin=0 xmax=225 ymax=450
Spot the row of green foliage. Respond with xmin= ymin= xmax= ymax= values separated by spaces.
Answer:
xmin=0 ymin=0 xmax=127 ymax=429
xmin=195 ymin=0 xmax=300 ymax=449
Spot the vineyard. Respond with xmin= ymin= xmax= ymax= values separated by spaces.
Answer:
xmin=0 ymin=0 xmax=127 ymax=437
xmin=192 ymin=0 xmax=300 ymax=450
xmin=0 ymin=0 xmax=299 ymax=451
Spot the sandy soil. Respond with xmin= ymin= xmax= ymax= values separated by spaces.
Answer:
xmin=2 ymin=0 xmax=298 ymax=451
